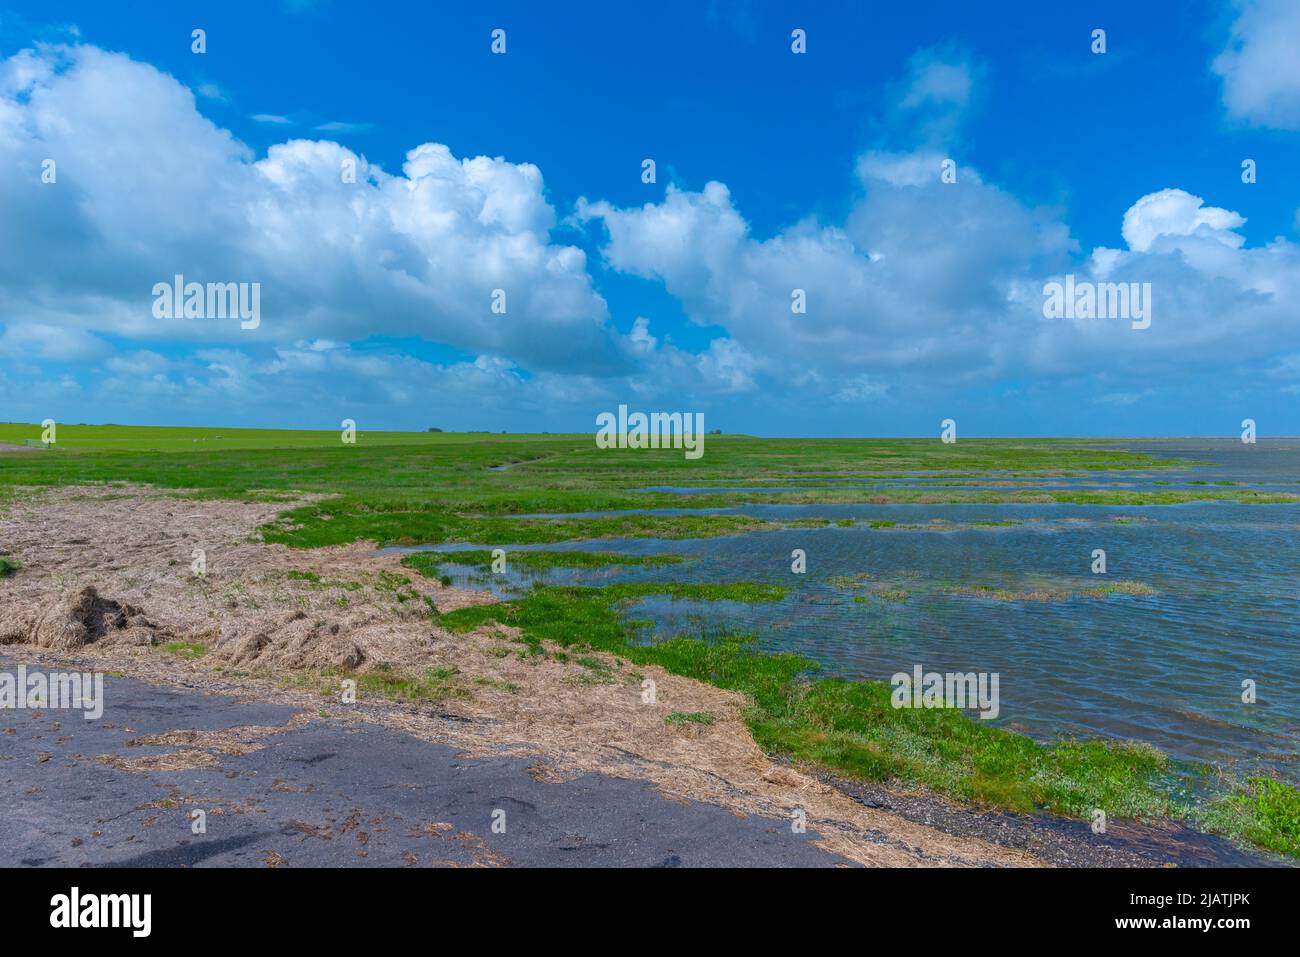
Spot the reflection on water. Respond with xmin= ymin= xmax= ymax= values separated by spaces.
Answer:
xmin=397 ymin=440 xmax=1300 ymax=780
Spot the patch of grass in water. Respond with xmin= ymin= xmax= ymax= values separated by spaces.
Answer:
xmin=868 ymin=518 xmax=1020 ymax=531
xmin=945 ymin=583 xmax=1070 ymax=602
xmin=401 ymin=549 xmax=688 ymax=578
xmin=828 ymin=573 xmax=875 ymax=589
xmin=830 ymin=574 xmax=1153 ymax=604
xmin=944 ymin=580 xmax=1156 ymax=602
xmin=1083 ymin=580 xmax=1157 ymax=597
xmin=849 ymin=587 xmax=908 ymax=603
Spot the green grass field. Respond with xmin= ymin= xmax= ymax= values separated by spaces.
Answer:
xmin=0 ymin=422 xmax=548 ymax=451
xmin=2 ymin=421 xmax=1297 ymax=858
xmin=2 ymin=422 xmax=1292 ymax=550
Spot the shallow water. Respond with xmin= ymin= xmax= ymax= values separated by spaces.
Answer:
xmin=396 ymin=439 xmax=1300 ymax=780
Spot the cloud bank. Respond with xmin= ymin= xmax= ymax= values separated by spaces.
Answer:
xmin=2 ymin=37 xmax=1299 ymax=430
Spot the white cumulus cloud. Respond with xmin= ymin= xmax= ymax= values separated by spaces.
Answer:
xmin=1213 ymin=0 xmax=1300 ymax=129
xmin=0 ymin=43 xmax=624 ymax=377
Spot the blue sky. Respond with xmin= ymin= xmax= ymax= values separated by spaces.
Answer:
xmin=2 ymin=0 xmax=1299 ymax=435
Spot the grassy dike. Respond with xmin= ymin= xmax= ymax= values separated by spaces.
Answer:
xmin=402 ymin=561 xmax=1300 ymax=859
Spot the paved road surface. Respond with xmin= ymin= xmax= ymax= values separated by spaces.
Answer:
xmin=0 ymin=662 xmax=849 ymax=868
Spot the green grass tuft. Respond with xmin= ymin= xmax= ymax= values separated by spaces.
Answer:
xmin=355 ymin=665 xmax=468 ymax=704
xmin=160 ymin=641 xmax=207 ymax=659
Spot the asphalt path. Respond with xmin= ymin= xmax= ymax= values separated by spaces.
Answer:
xmin=0 ymin=660 xmax=849 ymax=868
